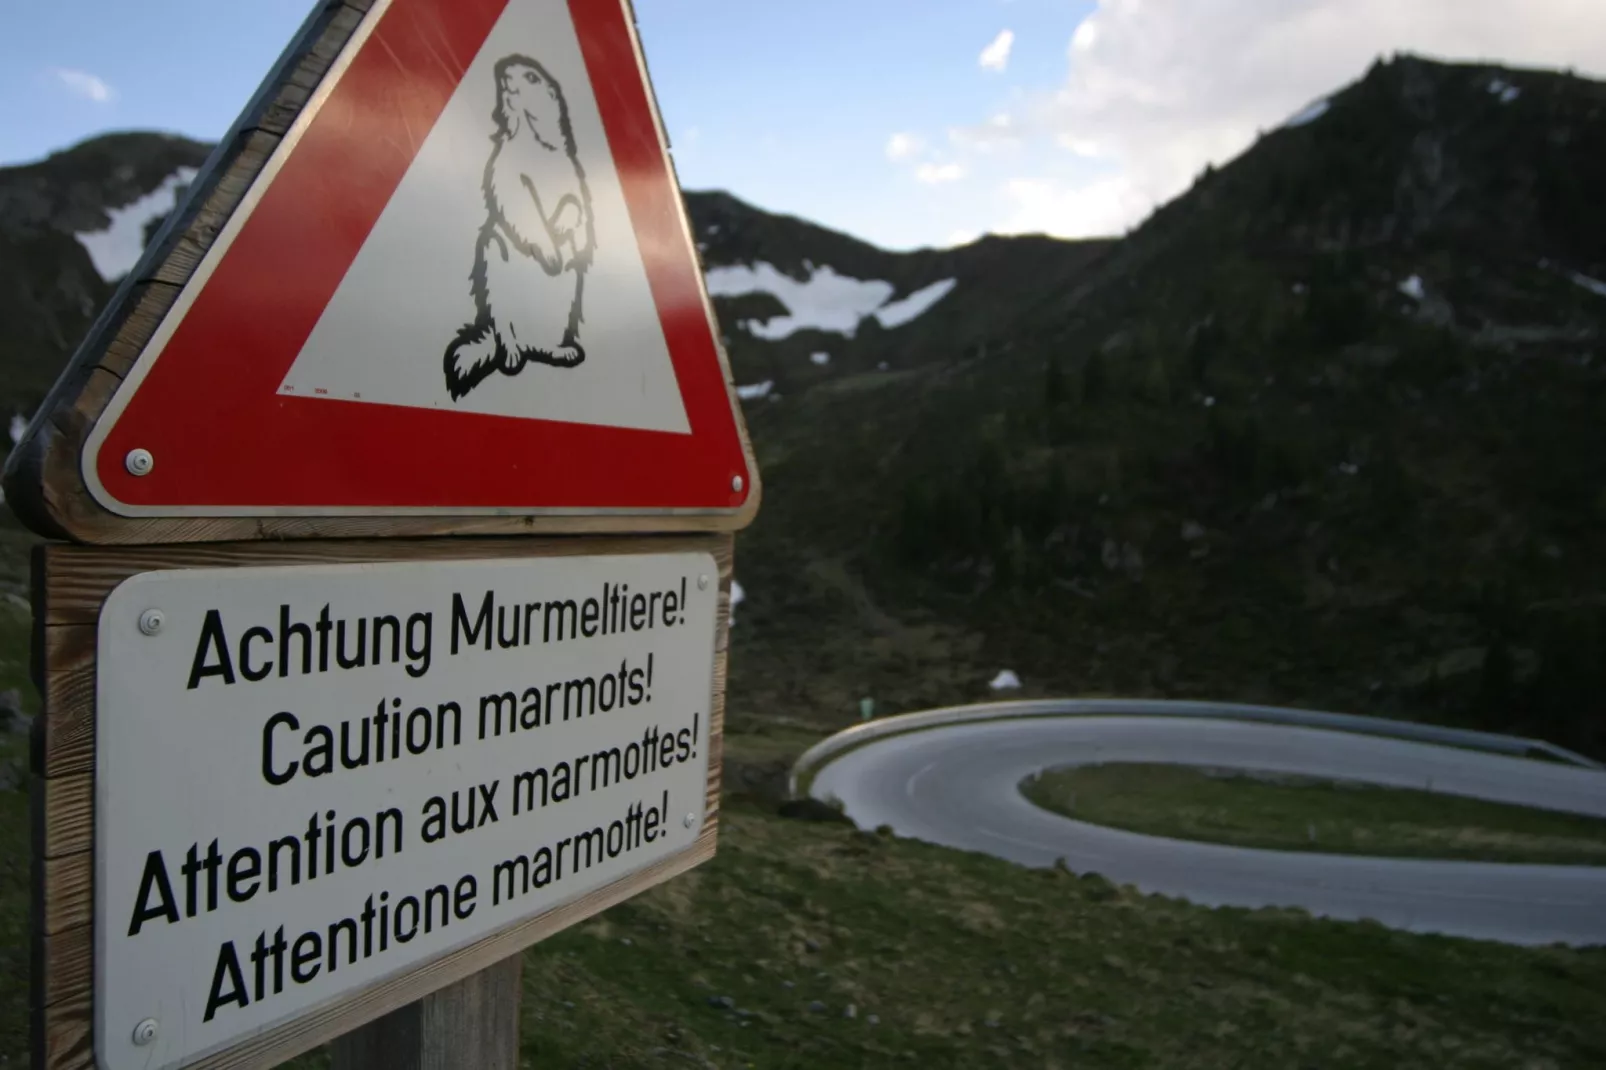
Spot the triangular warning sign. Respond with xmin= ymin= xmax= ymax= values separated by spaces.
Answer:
xmin=7 ymin=0 xmax=758 ymax=542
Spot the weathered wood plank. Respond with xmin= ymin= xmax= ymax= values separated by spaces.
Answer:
xmin=40 ymin=775 xmax=92 ymax=859
xmin=40 ymin=854 xmax=91 ymax=936
xmin=40 ymin=987 xmax=93 ymax=1070
xmin=33 ymin=508 xmax=761 ymax=551
xmin=330 ymin=954 xmax=523 ymax=1070
xmin=37 ymin=924 xmax=92 ymax=1012
xmin=142 ymin=129 xmax=281 ymax=286
xmin=95 ymin=282 xmax=181 ymax=376
xmin=252 ymin=3 xmax=371 ymax=138
xmin=39 ymin=626 xmax=94 ymax=779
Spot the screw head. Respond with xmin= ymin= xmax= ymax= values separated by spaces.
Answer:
xmin=697 ymin=575 xmax=709 ymax=590
xmin=683 ymin=812 xmax=696 ymax=829
xmin=132 ymin=1018 xmax=158 ymax=1046
xmin=124 ymin=448 xmax=155 ymax=477
xmin=137 ymin=609 xmax=165 ymax=636
xmin=731 ymin=474 xmax=744 ymax=493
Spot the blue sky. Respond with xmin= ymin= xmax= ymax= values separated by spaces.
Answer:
xmin=4 ymin=1 xmax=1603 ymax=250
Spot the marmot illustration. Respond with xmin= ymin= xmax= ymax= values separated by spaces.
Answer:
xmin=444 ymin=54 xmax=596 ymax=401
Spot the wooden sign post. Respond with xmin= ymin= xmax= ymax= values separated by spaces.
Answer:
xmin=5 ymin=3 xmax=759 ymax=1069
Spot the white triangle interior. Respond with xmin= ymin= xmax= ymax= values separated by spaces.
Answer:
xmin=276 ymin=1 xmax=692 ymax=434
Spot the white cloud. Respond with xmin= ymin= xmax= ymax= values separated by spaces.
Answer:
xmin=1058 ymin=135 xmax=1103 ymax=158
xmin=965 ymin=0 xmax=1606 ymax=240
xmin=998 ymin=175 xmax=1148 ymax=239
xmin=979 ymin=29 xmax=1016 ymax=72
xmin=885 ymin=132 xmax=923 ymax=161
xmin=949 ymin=112 xmax=1021 ymax=153
xmin=915 ymin=162 xmax=965 ymax=184
xmin=53 ymin=68 xmax=115 ymax=103
xmin=1072 ymin=19 xmax=1098 ymax=54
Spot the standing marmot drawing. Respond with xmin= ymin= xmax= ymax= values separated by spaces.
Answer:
xmin=444 ymin=54 xmax=596 ymax=401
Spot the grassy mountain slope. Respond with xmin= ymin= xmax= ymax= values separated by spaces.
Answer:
xmin=714 ymin=55 xmax=1606 ymax=759
xmin=1 ymin=55 xmax=1603 ymax=759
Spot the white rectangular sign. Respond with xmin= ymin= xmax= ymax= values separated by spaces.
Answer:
xmin=95 ymin=551 xmax=719 ymax=1070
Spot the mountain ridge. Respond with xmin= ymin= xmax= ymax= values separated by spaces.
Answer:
xmin=3 ymin=52 xmax=1604 ymax=758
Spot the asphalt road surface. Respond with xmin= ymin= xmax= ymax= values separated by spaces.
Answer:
xmin=808 ymin=716 xmax=1606 ymax=946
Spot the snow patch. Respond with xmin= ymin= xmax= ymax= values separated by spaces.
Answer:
xmin=1398 ymin=274 xmax=1426 ymax=301
xmin=729 ymin=579 xmax=745 ymax=625
xmin=9 ymin=414 xmax=26 ymax=445
xmin=75 ymin=167 xmax=199 ymax=281
xmin=703 ymin=261 xmax=956 ymax=339
xmin=1488 ymin=77 xmax=1521 ymax=103
xmin=809 ymin=351 xmax=831 ymax=366
xmin=1284 ymin=98 xmax=1330 ymax=128
xmin=1568 ymin=271 xmax=1606 ymax=298
xmin=706 ymin=263 xmax=891 ymax=339
xmin=874 ymin=278 xmax=958 ymax=329
xmin=735 ymin=380 xmax=774 ymax=400
xmin=989 ymin=670 xmax=1021 ymax=691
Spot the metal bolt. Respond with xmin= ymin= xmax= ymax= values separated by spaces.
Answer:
xmin=731 ymin=475 xmax=744 ymax=493
xmin=683 ymin=812 xmax=696 ymax=829
xmin=124 ymin=448 xmax=155 ymax=477
xmin=697 ymin=575 xmax=709 ymax=591
xmin=137 ymin=609 xmax=164 ymax=636
xmin=132 ymin=1018 xmax=159 ymax=1046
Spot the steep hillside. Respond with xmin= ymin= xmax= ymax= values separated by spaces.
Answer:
xmin=2 ymin=54 xmax=1603 ymax=760
xmin=713 ymin=54 xmax=1606 ymax=759
xmin=686 ymin=190 xmax=1113 ymax=394
xmin=0 ymin=132 xmax=212 ymax=429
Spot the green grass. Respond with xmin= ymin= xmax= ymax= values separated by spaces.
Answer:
xmin=1022 ymin=762 xmax=1606 ymax=865
xmin=312 ymin=801 xmax=1606 ymax=1068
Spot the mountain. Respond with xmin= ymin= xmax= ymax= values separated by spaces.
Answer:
xmin=0 ymin=132 xmax=211 ymax=429
xmin=697 ymin=53 xmax=1606 ymax=760
xmin=687 ymin=189 xmax=1113 ymax=391
xmin=2 ymin=53 xmax=1604 ymax=758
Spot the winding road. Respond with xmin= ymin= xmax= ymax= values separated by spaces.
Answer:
xmin=806 ymin=715 xmax=1606 ymax=946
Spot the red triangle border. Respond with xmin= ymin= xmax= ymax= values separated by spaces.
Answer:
xmin=86 ymin=0 xmax=751 ymax=516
